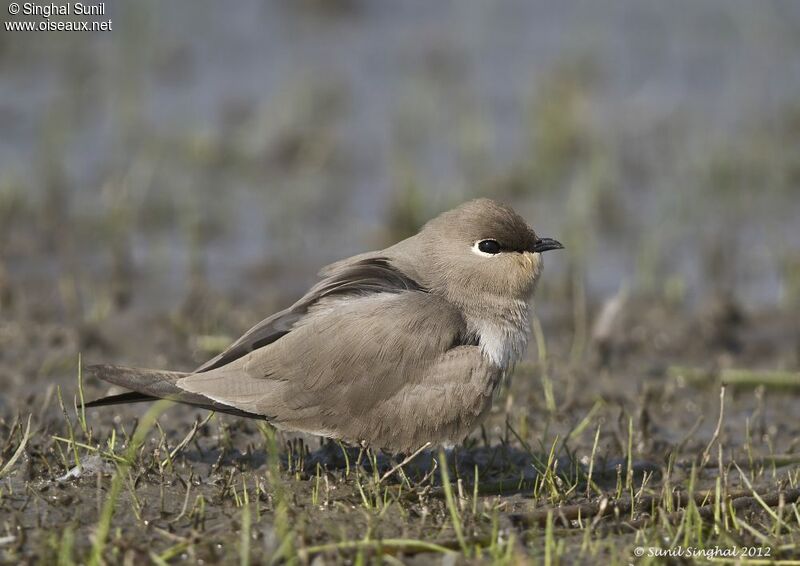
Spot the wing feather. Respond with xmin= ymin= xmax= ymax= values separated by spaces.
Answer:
xmin=195 ymin=255 xmax=426 ymax=372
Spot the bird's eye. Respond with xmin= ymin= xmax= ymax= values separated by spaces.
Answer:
xmin=477 ymin=239 xmax=501 ymax=254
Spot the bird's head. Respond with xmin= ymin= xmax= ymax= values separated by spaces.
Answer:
xmin=416 ymin=198 xmax=563 ymax=307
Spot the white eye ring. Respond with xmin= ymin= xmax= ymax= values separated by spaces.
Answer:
xmin=472 ymin=240 xmax=502 ymax=257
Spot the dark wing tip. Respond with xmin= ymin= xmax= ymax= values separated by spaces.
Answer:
xmin=84 ymin=391 xmax=158 ymax=408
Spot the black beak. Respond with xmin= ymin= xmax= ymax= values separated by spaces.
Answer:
xmin=530 ymin=237 xmax=564 ymax=253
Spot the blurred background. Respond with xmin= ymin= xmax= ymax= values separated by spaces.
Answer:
xmin=1 ymin=0 xmax=800 ymax=374
xmin=3 ymin=5 xmax=800 ymax=561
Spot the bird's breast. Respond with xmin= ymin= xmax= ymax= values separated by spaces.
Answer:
xmin=467 ymin=300 xmax=531 ymax=370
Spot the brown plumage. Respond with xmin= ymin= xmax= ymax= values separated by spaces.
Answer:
xmin=86 ymin=198 xmax=562 ymax=452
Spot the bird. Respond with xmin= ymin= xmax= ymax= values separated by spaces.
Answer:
xmin=86 ymin=198 xmax=563 ymax=453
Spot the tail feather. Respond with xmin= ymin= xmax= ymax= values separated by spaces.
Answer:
xmin=85 ymin=364 xmax=267 ymax=420
xmin=86 ymin=364 xmax=189 ymax=397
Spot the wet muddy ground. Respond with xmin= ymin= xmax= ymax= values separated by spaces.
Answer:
xmin=1 ymin=271 xmax=798 ymax=563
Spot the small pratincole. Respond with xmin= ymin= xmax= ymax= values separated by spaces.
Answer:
xmin=87 ymin=198 xmax=563 ymax=452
